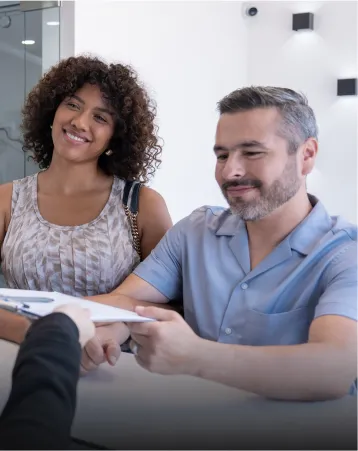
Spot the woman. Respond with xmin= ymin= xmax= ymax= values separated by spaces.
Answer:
xmin=0 ymin=55 xmax=172 ymax=344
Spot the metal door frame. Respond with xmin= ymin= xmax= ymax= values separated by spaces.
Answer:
xmin=20 ymin=1 xmax=60 ymax=12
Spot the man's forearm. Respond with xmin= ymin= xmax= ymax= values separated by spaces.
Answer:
xmin=190 ymin=339 xmax=355 ymax=401
xmin=88 ymin=292 xmax=174 ymax=312
xmin=88 ymin=273 xmax=176 ymax=312
xmin=0 ymin=310 xmax=30 ymax=344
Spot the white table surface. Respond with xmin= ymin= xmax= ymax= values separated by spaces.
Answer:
xmin=0 ymin=339 xmax=356 ymax=450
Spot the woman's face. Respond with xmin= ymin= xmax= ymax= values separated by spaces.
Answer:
xmin=51 ymin=83 xmax=115 ymax=164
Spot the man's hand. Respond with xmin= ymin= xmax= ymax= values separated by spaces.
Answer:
xmin=80 ymin=322 xmax=130 ymax=375
xmin=127 ymin=306 xmax=202 ymax=375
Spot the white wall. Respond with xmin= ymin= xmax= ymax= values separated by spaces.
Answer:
xmin=73 ymin=1 xmax=247 ymax=223
xmin=70 ymin=1 xmax=357 ymax=224
xmin=244 ymin=0 xmax=357 ymax=223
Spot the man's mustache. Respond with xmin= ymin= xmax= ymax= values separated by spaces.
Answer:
xmin=222 ymin=179 xmax=262 ymax=191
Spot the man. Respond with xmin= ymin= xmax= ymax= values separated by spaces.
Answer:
xmin=65 ymin=87 xmax=358 ymax=400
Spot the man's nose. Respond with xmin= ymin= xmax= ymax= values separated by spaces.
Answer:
xmin=221 ymin=154 xmax=245 ymax=180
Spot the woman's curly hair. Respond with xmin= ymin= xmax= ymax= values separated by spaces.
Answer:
xmin=22 ymin=55 xmax=162 ymax=183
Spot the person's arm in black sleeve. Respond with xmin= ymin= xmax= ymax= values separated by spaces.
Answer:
xmin=0 ymin=312 xmax=81 ymax=450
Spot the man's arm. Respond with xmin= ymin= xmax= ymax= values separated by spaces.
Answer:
xmin=82 ymin=220 xmax=185 ymax=372
xmin=90 ymin=274 xmax=171 ymax=311
xmin=192 ymin=247 xmax=358 ymax=400
xmin=130 ymin=308 xmax=356 ymax=402
xmin=129 ymin=245 xmax=357 ymax=401
xmin=191 ymin=314 xmax=356 ymax=400
xmin=81 ymin=276 xmax=175 ymax=374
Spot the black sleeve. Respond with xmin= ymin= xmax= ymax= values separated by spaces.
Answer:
xmin=0 ymin=313 xmax=81 ymax=450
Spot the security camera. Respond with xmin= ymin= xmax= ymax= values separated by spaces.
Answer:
xmin=245 ymin=6 xmax=258 ymax=17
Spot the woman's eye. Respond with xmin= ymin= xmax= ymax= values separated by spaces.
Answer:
xmin=94 ymin=115 xmax=107 ymax=123
xmin=67 ymin=102 xmax=79 ymax=109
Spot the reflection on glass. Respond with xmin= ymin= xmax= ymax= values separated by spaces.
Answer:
xmin=0 ymin=7 xmax=25 ymax=184
xmin=0 ymin=2 xmax=60 ymax=287
xmin=0 ymin=2 xmax=60 ymax=184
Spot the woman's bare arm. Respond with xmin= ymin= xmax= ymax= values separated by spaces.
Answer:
xmin=0 ymin=183 xmax=31 ymax=344
xmin=137 ymin=186 xmax=173 ymax=260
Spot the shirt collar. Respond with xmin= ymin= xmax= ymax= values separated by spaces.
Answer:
xmin=288 ymin=195 xmax=333 ymax=255
xmin=215 ymin=195 xmax=334 ymax=256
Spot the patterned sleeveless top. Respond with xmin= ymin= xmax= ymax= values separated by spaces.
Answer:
xmin=1 ymin=174 xmax=140 ymax=297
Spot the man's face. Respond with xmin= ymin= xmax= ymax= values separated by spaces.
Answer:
xmin=214 ymin=108 xmax=314 ymax=221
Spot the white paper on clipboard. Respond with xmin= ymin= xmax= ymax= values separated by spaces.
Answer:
xmin=0 ymin=289 xmax=154 ymax=323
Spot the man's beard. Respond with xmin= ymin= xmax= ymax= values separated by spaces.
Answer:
xmin=222 ymin=157 xmax=301 ymax=221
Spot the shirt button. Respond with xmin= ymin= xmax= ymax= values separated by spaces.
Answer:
xmin=225 ymin=327 xmax=232 ymax=335
xmin=241 ymin=283 xmax=248 ymax=290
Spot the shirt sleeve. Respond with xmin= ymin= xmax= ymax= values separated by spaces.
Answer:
xmin=314 ymin=241 xmax=357 ymax=321
xmin=133 ymin=219 xmax=185 ymax=301
xmin=0 ymin=313 xmax=81 ymax=450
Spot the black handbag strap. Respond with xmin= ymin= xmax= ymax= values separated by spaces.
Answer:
xmin=123 ymin=180 xmax=141 ymax=214
xmin=123 ymin=180 xmax=142 ymax=258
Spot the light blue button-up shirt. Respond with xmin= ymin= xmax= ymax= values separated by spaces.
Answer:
xmin=134 ymin=196 xmax=357 ymax=390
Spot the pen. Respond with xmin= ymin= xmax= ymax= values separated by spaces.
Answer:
xmin=0 ymin=300 xmax=40 ymax=320
xmin=0 ymin=299 xmax=19 ymax=312
xmin=0 ymin=296 xmax=54 ymax=303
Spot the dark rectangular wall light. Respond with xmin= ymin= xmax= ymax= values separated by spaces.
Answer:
xmin=337 ymin=78 xmax=357 ymax=96
xmin=292 ymin=12 xmax=314 ymax=31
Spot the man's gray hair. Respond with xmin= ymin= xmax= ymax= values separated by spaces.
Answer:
xmin=217 ymin=86 xmax=318 ymax=153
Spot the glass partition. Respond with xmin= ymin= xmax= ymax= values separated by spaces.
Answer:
xmin=0 ymin=1 xmax=60 ymax=287
xmin=0 ymin=1 xmax=60 ymax=183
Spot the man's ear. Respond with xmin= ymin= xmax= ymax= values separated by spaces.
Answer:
xmin=301 ymin=138 xmax=318 ymax=176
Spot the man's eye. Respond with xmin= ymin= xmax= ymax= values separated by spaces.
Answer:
xmin=244 ymin=152 xmax=262 ymax=157
xmin=217 ymin=154 xmax=228 ymax=161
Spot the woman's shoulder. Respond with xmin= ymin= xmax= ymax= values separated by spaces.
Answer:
xmin=0 ymin=182 xmax=14 ymax=224
xmin=138 ymin=181 xmax=174 ymax=206
xmin=114 ymin=178 xmax=167 ymax=212
xmin=0 ymin=182 xmax=13 ymax=203
xmin=0 ymin=174 xmax=36 ymax=214
xmin=138 ymin=185 xmax=166 ymax=204
xmin=137 ymin=186 xmax=172 ymax=228
xmin=12 ymin=173 xmax=37 ymax=187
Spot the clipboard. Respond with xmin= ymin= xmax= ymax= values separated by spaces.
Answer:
xmin=0 ymin=289 xmax=154 ymax=323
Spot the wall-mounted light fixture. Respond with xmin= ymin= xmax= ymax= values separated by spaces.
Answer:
xmin=337 ymin=78 xmax=357 ymax=96
xmin=292 ymin=12 xmax=314 ymax=31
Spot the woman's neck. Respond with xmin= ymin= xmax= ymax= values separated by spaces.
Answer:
xmin=39 ymin=156 xmax=111 ymax=195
